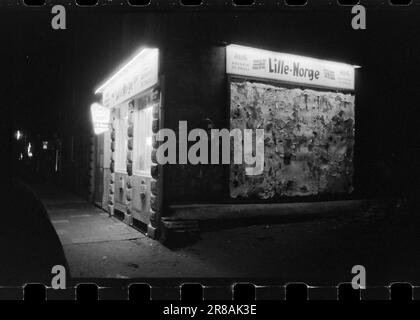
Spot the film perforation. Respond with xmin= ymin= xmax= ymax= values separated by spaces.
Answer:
xmin=22 ymin=0 xmax=45 ymax=6
xmin=128 ymin=283 xmax=152 ymax=301
xmin=284 ymin=0 xmax=307 ymax=6
xmin=390 ymin=283 xmax=413 ymax=301
xmin=232 ymin=283 xmax=256 ymax=301
xmin=232 ymin=0 xmax=256 ymax=6
xmin=127 ymin=0 xmax=151 ymax=5
xmin=75 ymin=0 xmax=98 ymax=6
xmin=75 ymin=283 xmax=99 ymax=301
xmin=180 ymin=0 xmax=203 ymax=6
xmin=389 ymin=0 xmax=412 ymax=5
xmin=180 ymin=283 xmax=204 ymax=301
xmin=23 ymin=283 xmax=47 ymax=302
xmin=337 ymin=0 xmax=360 ymax=5
xmin=338 ymin=283 xmax=361 ymax=301
xmin=285 ymin=283 xmax=309 ymax=301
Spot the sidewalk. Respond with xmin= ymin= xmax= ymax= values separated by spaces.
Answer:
xmin=33 ymin=183 xmax=420 ymax=285
xmin=34 ymin=184 xmax=228 ymax=279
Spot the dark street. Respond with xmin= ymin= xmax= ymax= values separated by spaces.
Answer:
xmin=33 ymin=183 xmax=420 ymax=287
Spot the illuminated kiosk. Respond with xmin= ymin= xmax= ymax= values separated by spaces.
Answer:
xmin=94 ymin=44 xmax=358 ymax=242
xmin=95 ymin=48 xmax=161 ymax=238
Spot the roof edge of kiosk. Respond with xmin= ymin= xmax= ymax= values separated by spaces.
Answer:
xmin=94 ymin=47 xmax=159 ymax=96
xmin=226 ymin=44 xmax=358 ymax=91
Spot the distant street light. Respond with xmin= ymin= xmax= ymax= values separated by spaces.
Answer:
xmin=27 ymin=142 xmax=33 ymax=158
xmin=15 ymin=130 xmax=22 ymax=140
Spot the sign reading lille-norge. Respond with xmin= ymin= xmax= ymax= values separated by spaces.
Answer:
xmin=226 ymin=44 xmax=355 ymax=90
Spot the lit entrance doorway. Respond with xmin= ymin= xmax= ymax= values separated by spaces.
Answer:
xmin=111 ymin=88 xmax=159 ymax=231
xmin=130 ymin=91 xmax=156 ymax=228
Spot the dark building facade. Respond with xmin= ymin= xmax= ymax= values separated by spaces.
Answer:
xmin=56 ymin=7 xmax=420 ymax=241
xmin=88 ymin=7 xmax=361 ymax=241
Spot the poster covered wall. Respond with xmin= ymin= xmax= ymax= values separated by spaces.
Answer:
xmin=230 ymin=81 xmax=355 ymax=199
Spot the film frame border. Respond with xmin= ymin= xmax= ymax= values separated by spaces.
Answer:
xmin=1 ymin=281 xmax=420 ymax=301
xmin=3 ymin=0 xmax=418 ymax=8
xmin=3 ymin=0 xmax=420 ymax=302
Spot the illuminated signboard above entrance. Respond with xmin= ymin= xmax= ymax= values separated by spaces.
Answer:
xmin=96 ymin=48 xmax=159 ymax=108
xmin=90 ymin=103 xmax=110 ymax=135
xmin=226 ymin=44 xmax=355 ymax=91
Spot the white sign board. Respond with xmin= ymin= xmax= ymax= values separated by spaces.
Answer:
xmin=226 ymin=44 xmax=355 ymax=90
xmin=99 ymin=48 xmax=159 ymax=108
xmin=91 ymin=103 xmax=110 ymax=134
